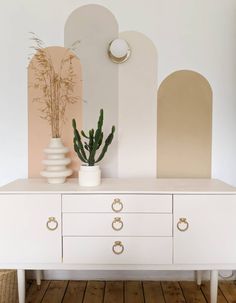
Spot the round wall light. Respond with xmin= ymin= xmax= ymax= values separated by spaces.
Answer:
xmin=108 ymin=38 xmax=131 ymax=64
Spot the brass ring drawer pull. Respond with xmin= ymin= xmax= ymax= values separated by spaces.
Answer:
xmin=112 ymin=217 xmax=123 ymax=231
xmin=111 ymin=199 xmax=123 ymax=212
xmin=177 ymin=218 xmax=189 ymax=232
xmin=112 ymin=241 xmax=124 ymax=255
xmin=46 ymin=217 xmax=58 ymax=231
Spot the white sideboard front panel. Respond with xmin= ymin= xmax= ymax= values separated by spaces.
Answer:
xmin=63 ymin=213 xmax=172 ymax=237
xmin=62 ymin=194 xmax=172 ymax=213
xmin=174 ymin=195 xmax=236 ymax=264
xmin=0 ymin=194 xmax=61 ymax=263
xmin=63 ymin=237 xmax=172 ymax=265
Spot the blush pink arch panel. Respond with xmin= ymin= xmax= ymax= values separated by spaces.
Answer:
xmin=157 ymin=70 xmax=212 ymax=178
xmin=28 ymin=46 xmax=82 ymax=177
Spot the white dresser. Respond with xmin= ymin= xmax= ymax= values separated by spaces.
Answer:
xmin=0 ymin=178 xmax=236 ymax=303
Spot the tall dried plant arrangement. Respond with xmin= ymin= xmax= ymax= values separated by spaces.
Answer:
xmin=29 ymin=33 xmax=80 ymax=138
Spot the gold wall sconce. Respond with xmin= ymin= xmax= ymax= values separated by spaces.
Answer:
xmin=108 ymin=38 xmax=131 ymax=63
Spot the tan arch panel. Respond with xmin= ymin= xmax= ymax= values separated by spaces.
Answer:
xmin=28 ymin=46 xmax=82 ymax=177
xmin=157 ymin=70 xmax=212 ymax=178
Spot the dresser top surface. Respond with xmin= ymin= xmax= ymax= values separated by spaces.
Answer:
xmin=0 ymin=178 xmax=235 ymax=194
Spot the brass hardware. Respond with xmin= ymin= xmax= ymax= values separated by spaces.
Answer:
xmin=112 ymin=217 xmax=124 ymax=231
xmin=177 ymin=218 xmax=189 ymax=232
xmin=111 ymin=198 xmax=123 ymax=212
xmin=46 ymin=217 xmax=58 ymax=231
xmin=112 ymin=241 xmax=124 ymax=255
xmin=108 ymin=39 xmax=131 ymax=64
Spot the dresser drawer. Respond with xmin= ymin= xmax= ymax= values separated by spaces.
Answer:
xmin=63 ymin=213 xmax=172 ymax=236
xmin=62 ymin=194 xmax=172 ymax=213
xmin=63 ymin=237 xmax=172 ymax=264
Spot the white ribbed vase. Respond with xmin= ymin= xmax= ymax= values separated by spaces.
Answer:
xmin=40 ymin=138 xmax=72 ymax=184
xmin=79 ymin=165 xmax=101 ymax=186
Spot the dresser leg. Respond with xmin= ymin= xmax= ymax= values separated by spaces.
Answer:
xmin=17 ymin=269 xmax=25 ymax=303
xmin=36 ymin=270 xmax=42 ymax=290
xmin=210 ymin=270 xmax=218 ymax=303
xmin=196 ymin=270 xmax=202 ymax=286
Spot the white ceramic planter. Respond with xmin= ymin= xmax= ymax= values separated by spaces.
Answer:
xmin=40 ymin=138 xmax=72 ymax=184
xmin=79 ymin=165 xmax=101 ymax=186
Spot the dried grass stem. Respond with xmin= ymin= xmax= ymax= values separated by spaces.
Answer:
xmin=29 ymin=34 xmax=79 ymax=138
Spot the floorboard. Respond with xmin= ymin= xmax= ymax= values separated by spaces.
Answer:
xmin=40 ymin=281 xmax=68 ymax=303
xmin=201 ymin=281 xmax=228 ymax=303
xmin=26 ymin=280 xmax=50 ymax=303
xmin=62 ymin=281 xmax=87 ymax=303
xmin=124 ymin=281 xmax=144 ymax=303
xmin=180 ymin=281 xmax=207 ymax=303
xmin=104 ymin=281 xmax=124 ymax=303
xmin=143 ymin=281 xmax=165 ymax=303
xmin=25 ymin=279 xmax=236 ymax=303
xmin=219 ymin=281 xmax=236 ymax=303
xmin=161 ymin=281 xmax=186 ymax=303
xmin=83 ymin=281 xmax=105 ymax=303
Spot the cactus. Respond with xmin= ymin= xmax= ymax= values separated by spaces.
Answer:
xmin=72 ymin=109 xmax=115 ymax=166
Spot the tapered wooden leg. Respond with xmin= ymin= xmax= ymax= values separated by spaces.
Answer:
xmin=196 ymin=270 xmax=202 ymax=286
xmin=210 ymin=270 xmax=218 ymax=303
xmin=17 ymin=269 xmax=25 ymax=303
xmin=36 ymin=270 xmax=42 ymax=290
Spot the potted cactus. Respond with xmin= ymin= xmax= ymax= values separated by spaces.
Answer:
xmin=72 ymin=109 xmax=115 ymax=186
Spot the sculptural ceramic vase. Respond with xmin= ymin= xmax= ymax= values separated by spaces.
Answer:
xmin=79 ymin=165 xmax=101 ymax=186
xmin=40 ymin=138 xmax=72 ymax=184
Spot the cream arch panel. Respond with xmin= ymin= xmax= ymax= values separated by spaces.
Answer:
xmin=157 ymin=70 xmax=212 ymax=178
xmin=64 ymin=4 xmax=119 ymax=177
xmin=118 ymin=31 xmax=158 ymax=177
xmin=28 ymin=47 xmax=82 ymax=178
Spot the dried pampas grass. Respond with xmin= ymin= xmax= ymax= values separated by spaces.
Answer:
xmin=28 ymin=33 xmax=80 ymax=138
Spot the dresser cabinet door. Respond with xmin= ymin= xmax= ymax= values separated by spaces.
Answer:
xmin=174 ymin=195 xmax=236 ymax=264
xmin=0 ymin=194 xmax=61 ymax=263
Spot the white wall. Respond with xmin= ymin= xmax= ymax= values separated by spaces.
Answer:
xmin=1 ymin=0 xmax=236 ymax=186
xmin=1 ymin=0 xmax=236 ymax=280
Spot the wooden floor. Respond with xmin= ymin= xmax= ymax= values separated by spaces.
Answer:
xmin=26 ymin=280 xmax=236 ymax=303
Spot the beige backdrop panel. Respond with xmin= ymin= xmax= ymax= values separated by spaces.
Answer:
xmin=118 ymin=31 xmax=158 ymax=177
xmin=28 ymin=46 xmax=82 ymax=177
xmin=157 ymin=70 xmax=212 ymax=178
xmin=64 ymin=4 xmax=119 ymax=177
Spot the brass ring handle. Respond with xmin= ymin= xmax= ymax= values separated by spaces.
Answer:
xmin=112 ymin=217 xmax=124 ymax=231
xmin=177 ymin=218 xmax=189 ymax=232
xmin=111 ymin=199 xmax=123 ymax=213
xmin=112 ymin=241 xmax=124 ymax=255
xmin=46 ymin=217 xmax=58 ymax=231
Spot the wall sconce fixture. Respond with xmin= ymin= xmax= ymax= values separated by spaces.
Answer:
xmin=108 ymin=38 xmax=131 ymax=63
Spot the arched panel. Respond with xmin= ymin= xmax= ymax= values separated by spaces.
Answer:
xmin=118 ymin=31 xmax=158 ymax=177
xmin=157 ymin=70 xmax=212 ymax=178
xmin=28 ymin=46 xmax=82 ymax=177
xmin=64 ymin=4 xmax=119 ymax=177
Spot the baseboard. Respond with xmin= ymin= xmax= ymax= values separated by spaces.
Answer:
xmin=28 ymin=270 xmax=209 ymax=281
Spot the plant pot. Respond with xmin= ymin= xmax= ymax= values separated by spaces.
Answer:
xmin=79 ymin=165 xmax=101 ymax=186
xmin=40 ymin=138 xmax=72 ymax=184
